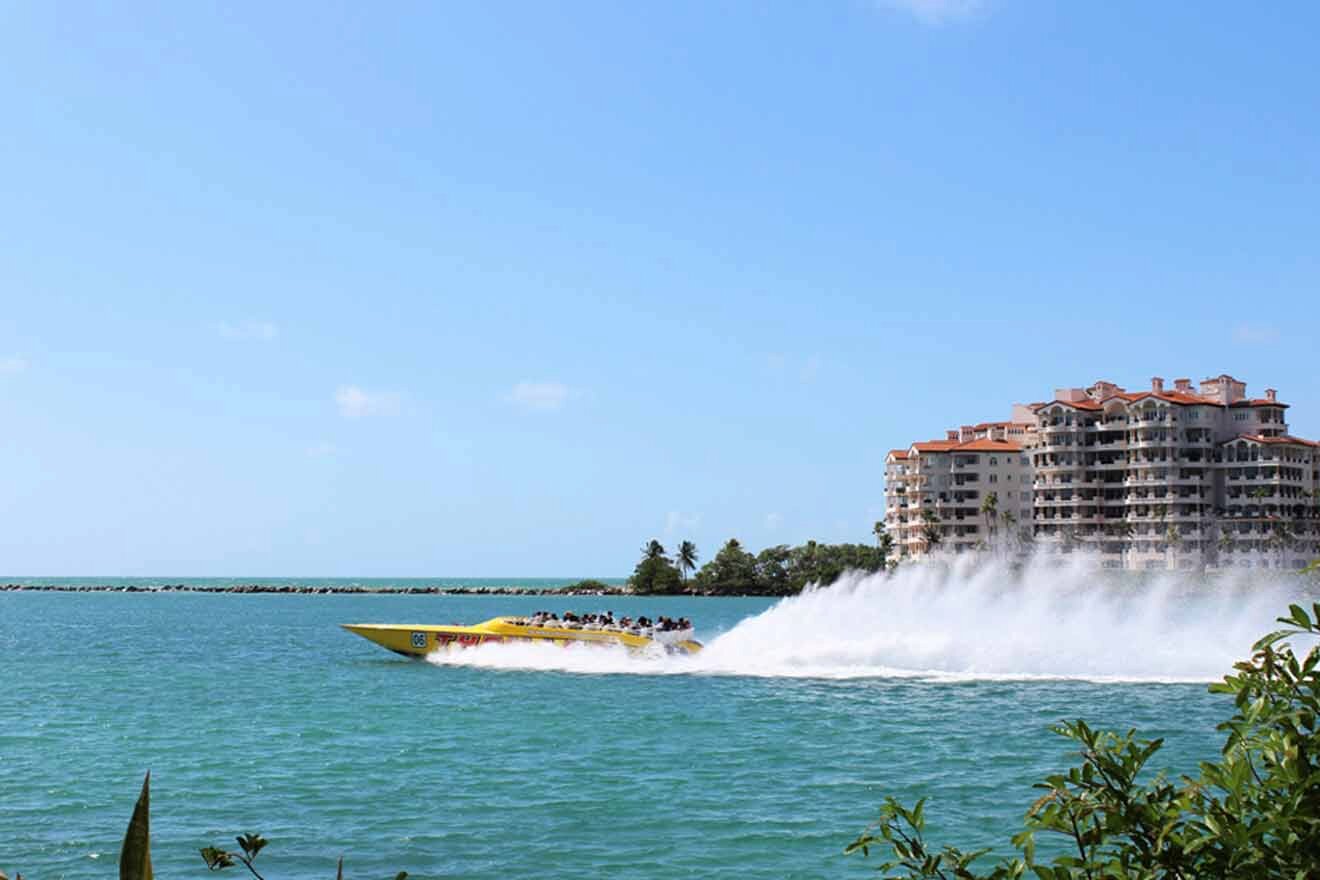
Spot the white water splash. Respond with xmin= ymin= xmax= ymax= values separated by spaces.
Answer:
xmin=427 ymin=556 xmax=1316 ymax=682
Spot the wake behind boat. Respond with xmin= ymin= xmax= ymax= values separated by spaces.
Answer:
xmin=342 ymin=612 xmax=702 ymax=659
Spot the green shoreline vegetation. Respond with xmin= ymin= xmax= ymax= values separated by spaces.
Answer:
xmin=628 ymin=522 xmax=896 ymax=596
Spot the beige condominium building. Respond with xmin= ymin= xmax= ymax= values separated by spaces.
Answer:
xmin=885 ymin=420 xmax=1037 ymax=558
xmin=885 ymin=374 xmax=1320 ymax=570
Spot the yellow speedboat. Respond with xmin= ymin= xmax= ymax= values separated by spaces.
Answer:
xmin=341 ymin=616 xmax=703 ymax=658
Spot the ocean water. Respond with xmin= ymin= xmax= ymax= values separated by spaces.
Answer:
xmin=2 ymin=559 xmax=1313 ymax=879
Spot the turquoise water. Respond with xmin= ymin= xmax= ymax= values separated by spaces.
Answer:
xmin=1 ymin=565 xmax=1302 ymax=879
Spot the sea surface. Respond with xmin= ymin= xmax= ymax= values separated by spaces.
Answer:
xmin=2 ymin=562 xmax=1311 ymax=879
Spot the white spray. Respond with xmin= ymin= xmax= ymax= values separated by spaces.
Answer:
xmin=428 ymin=555 xmax=1316 ymax=682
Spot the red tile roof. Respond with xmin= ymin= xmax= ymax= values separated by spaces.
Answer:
xmin=1113 ymin=390 xmax=1213 ymax=406
xmin=911 ymin=438 xmax=1022 ymax=453
xmin=911 ymin=440 xmax=959 ymax=452
xmin=1042 ymin=399 xmax=1103 ymax=411
xmin=954 ymin=438 xmax=1024 ymax=452
xmin=1230 ymin=398 xmax=1290 ymax=408
xmin=1052 ymin=390 xmax=1289 ymax=409
xmin=1230 ymin=434 xmax=1319 ymax=448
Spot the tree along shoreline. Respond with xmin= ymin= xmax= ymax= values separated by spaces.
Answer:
xmin=628 ymin=534 xmax=894 ymax=596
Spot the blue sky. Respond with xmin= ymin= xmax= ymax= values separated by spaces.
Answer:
xmin=2 ymin=1 xmax=1317 ymax=576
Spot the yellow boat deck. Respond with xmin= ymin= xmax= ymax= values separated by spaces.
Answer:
xmin=342 ymin=616 xmax=702 ymax=657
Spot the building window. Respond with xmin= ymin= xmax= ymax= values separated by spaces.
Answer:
xmin=990 ymin=457 xmax=998 ymax=465
xmin=989 ymin=474 xmax=998 ymax=483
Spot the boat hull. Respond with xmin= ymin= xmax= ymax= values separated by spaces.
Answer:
xmin=341 ymin=617 xmax=702 ymax=658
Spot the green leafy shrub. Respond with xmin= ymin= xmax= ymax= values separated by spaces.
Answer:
xmin=694 ymin=538 xmax=890 ymax=595
xmin=847 ymin=602 xmax=1320 ymax=878
xmin=560 ymin=579 xmax=617 ymax=593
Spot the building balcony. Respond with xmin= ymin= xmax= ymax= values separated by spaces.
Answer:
xmin=1036 ymin=463 xmax=1084 ymax=474
xmin=1037 ymin=446 xmax=1080 ymax=457
xmin=1124 ymin=476 xmax=1175 ymax=486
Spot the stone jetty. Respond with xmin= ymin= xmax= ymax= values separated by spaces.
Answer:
xmin=0 ymin=583 xmax=625 ymax=596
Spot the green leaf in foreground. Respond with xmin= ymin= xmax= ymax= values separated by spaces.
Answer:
xmin=847 ymin=601 xmax=1320 ymax=878
xmin=119 ymin=772 xmax=153 ymax=880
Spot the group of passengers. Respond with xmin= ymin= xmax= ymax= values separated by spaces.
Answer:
xmin=519 ymin=610 xmax=693 ymax=635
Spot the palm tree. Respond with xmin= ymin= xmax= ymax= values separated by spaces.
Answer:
xmin=1000 ymin=510 xmax=1018 ymax=553
xmin=1165 ymin=522 xmax=1180 ymax=569
xmin=879 ymin=531 xmax=895 ymax=568
xmin=997 ymin=509 xmax=1019 ymax=556
xmin=1102 ymin=519 xmax=1132 ymax=568
xmin=980 ymin=492 xmax=999 ymax=553
xmin=676 ymin=540 xmax=698 ymax=582
xmin=642 ymin=539 xmax=666 ymax=562
xmin=1269 ymin=519 xmax=1295 ymax=570
xmin=1219 ymin=527 xmax=1235 ymax=566
xmin=872 ymin=520 xmax=896 ymax=568
xmin=920 ymin=509 xmax=943 ymax=555
xmin=1116 ymin=519 xmax=1136 ymax=570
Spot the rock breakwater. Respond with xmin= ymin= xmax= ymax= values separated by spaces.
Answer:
xmin=0 ymin=583 xmax=625 ymax=596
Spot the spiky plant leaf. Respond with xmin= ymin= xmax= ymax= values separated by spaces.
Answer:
xmin=119 ymin=772 xmax=153 ymax=880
